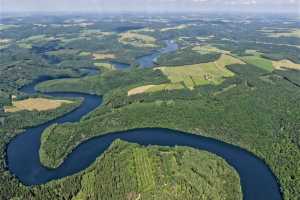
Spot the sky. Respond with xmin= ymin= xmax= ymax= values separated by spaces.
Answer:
xmin=1 ymin=0 xmax=300 ymax=13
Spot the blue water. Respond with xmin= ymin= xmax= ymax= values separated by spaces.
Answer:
xmin=6 ymin=47 xmax=282 ymax=200
xmin=110 ymin=40 xmax=179 ymax=70
xmin=137 ymin=40 xmax=178 ymax=68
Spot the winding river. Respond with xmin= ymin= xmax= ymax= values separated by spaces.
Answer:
xmin=110 ymin=40 xmax=179 ymax=69
xmin=137 ymin=40 xmax=178 ymax=68
xmin=6 ymin=41 xmax=282 ymax=200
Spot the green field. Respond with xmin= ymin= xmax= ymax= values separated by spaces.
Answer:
xmin=241 ymin=55 xmax=274 ymax=72
xmin=157 ymin=54 xmax=243 ymax=89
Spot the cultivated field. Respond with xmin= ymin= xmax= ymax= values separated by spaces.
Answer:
xmin=128 ymin=85 xmax=157 ymax=96
xmin=158 ymin=54 xmax=244 ymax=89
xmin=92 ymin=53 xmax=116 ymax=60
xmin=192 ymin=45 xmax=230 ymax=54
xmin=4 ymin=98 xmax=73 ymax=113
xmin=272 ymin=59 xmax=300 ymax=70
xmin=128 ymin=83 xmax=185 ymax=96
xmin=118 ymin=32 xmax=157 ymax=48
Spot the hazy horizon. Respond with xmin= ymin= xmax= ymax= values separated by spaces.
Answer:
xmin=1 ymin=0 xmax=299 ymax=14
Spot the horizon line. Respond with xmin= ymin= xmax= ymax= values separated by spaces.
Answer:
xmin=2 ymin=9 xmax=299 ymax=15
